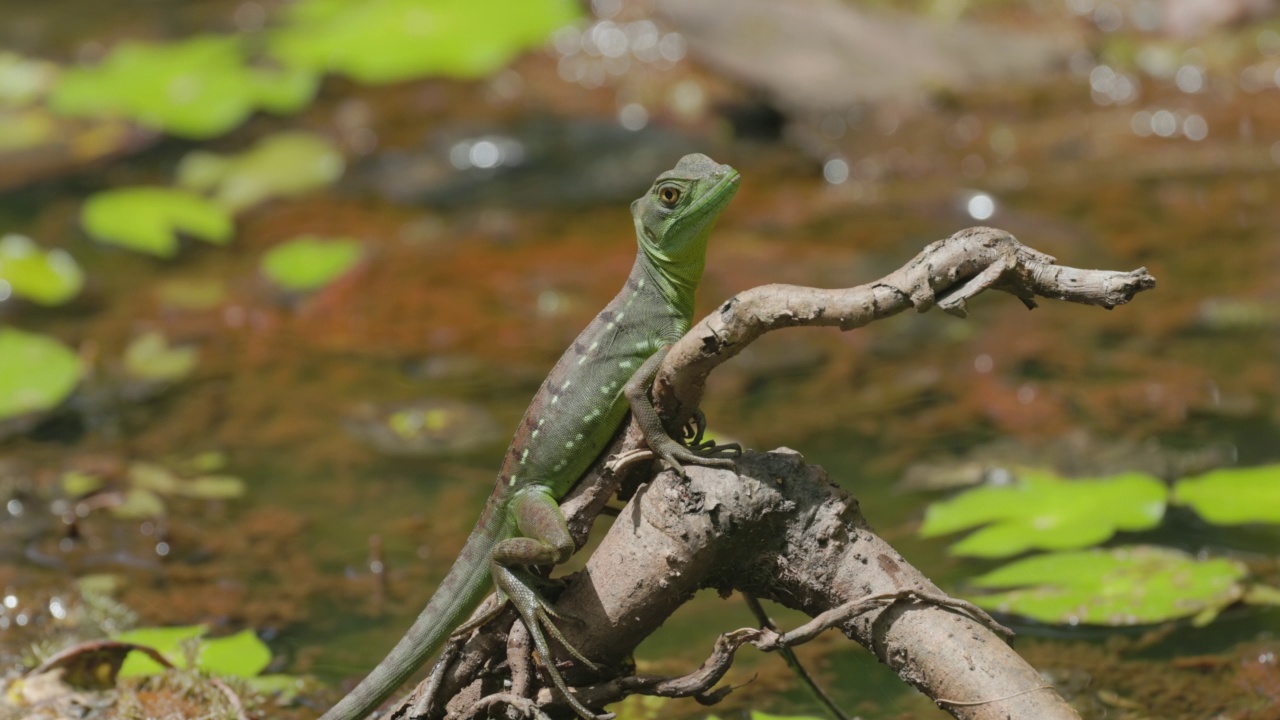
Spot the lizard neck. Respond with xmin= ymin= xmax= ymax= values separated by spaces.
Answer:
xmin=633 ymin=222 xmax=704 ymax=325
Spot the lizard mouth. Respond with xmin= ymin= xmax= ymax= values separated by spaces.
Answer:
xmin=682 ymin=167 xmax=740 ymax=219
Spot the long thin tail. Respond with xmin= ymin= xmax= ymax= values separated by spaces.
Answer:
xmin=320 ymin=514 xmax=505 ymax=720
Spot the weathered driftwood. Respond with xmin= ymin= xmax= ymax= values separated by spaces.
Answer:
xmin=390 ymin=227 xmax=1155 ymax=720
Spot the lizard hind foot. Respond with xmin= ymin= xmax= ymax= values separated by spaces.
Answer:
xmin=495 ymin=566 xmax=605 ymax=718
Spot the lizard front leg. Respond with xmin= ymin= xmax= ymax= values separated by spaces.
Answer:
xmin=622 ymin=344 xmax=740 ymax=477
xmin=492 ymin=488 xmax=608 ymax=720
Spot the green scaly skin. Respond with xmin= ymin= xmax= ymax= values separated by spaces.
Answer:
xmin=321 ymin=154 xmax=741 ymax=720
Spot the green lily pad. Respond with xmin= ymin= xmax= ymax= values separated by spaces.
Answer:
xmin=0 ymin=233 xmax=83 ymax=306
xmin=920 ymin=469 xmax=1167 ymax=558
xmin=123 ymin=331 xmax=199 ymax=383
xmin=51 ymin=36 xmax=316 ymax=139
xmin=61 ymin=470 xmax=105 ymax=497
xmin=116 ymin=624 xmax=205 ymax=676
xmin=110 ymin=488 xmax=167 ymax=520
xmin=128 ymin=461 xmax=181 ymax=495
xmin=0 ymin=328 xmax=81 ymax=424
xmin=128 ymin=459 xmax=245 ymax=500
xmin=198 ymin=629 xmax=272 ymax=677
xmin=178 ymin=131 xmax=345 ymax=213
xmin=260 ymin=236 xmax=362 ymax=292
xmin=1172 ymin=465 xmax=1280 ymax=525
xmin=115 ymin=625 xmax=272 ymax=678
xmin=82 ymin=187 xmax=234 ymax=258
xmin=269 ymin=0 xmax=581 ymax=83
xmin=967 ymin=546 xmax=1248 ymax=626
xmin=176 ymin=475 xmax=246 ymax=500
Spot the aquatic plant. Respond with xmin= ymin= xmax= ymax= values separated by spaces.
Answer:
xmin=0 ymin=234 xmax=83 ymax=306
xmin=115 ymin=625 xmax=270 ymax=678
xmin=919 ymin=469 xmax=1166 ymax=558
xmin=0 ymin=328 xmax=81 ymax=427
xmin=1173 ymin=464 xmax=1280 ymax=524
xmin=967 ymin=545 xmax=1278 ymax=626
xmin=51 ymin=36 xmax=316 ymax=138
xmin=177 ymin=131 xmax=345 ymax=213
xmin=122 ymin=331 xmax=199 ymax=385
xmin=260 ymin=235 xmax=363 ymax=292
xmin=81 ymin=187 xmax=234 ymax=258
xmin=269 ymin=0 xmax=581 ymax=83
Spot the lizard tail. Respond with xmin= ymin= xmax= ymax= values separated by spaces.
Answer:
xmin=319 ymin=512 xmax=506 ymax=720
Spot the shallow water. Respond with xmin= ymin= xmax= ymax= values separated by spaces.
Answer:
xmin=2 ymin=1 xmax=1279 ymax=718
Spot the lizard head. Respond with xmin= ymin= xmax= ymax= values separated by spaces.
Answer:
xmin=631 ymin=154 xmax=739 ymax=296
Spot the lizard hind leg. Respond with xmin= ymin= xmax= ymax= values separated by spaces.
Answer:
xmin=492 ymin=489 xmax=609 ymax=720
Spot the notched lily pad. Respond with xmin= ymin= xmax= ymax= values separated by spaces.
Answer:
xmin=269 ymin=0 xmax=581 ymax=83
xmin=968 ymin=546 xmax=1249 ymax=626
xmin=197 ymin=629 xmax=272 ymax=677
xmin=178 ymin=131 xmax=345 ymax=213
xmin=0 ymin=328 xmax=81 ymax=431
xmin=1173 ymin=465 xmax=1280 ymax=525
xmin=126 ymin=459 xmax=245 ymax=504
xmin=123 ymin=331 xmax=199 ymax=384
xmin=82 ymin=187 xmax=234 ymax=258
xmin=920 ymin=469 xmax=1167 ymax=558
xmin=260 ymin=236 xmax=363 ymax=293
xmin=109 ymin=488 xmax=167 ymax=520
xmin=114 ymin=625 xmax=272 ymax=678
xmin=0 ymin=233 xmax=83 ymax=306
xmin=51 ymin=36 xmax=316 ymax=139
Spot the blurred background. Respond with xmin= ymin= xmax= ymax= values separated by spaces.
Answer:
xmin=1 ymin=0 xmax=1278 ymax=718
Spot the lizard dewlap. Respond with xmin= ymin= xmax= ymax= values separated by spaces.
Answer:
xmin=322 ymin=154 xmax=740 ymax=720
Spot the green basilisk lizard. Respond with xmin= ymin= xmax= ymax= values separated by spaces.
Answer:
xmin=322 ymin=154 xmax=741 ymax=720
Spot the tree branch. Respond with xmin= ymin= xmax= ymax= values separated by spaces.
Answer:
xmin=394 ymin=227 xmax=1153 ymax=720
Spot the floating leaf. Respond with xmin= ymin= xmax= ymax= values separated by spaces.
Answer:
xmin=128 ymin=461 xmax=181 ymax=495
xmin=61 ymin=470 xmax=104 ymax=497
xmin=178 ymin=131 xmax=344 ymax=213
xmin=260 ymin=236 xmax=362 ymax=292
xmin=198 ymin=629 xmax=272 ymax=677
xmin=176 ymin=475 xmax=246 ymax=500
xmin=50 ymin=36 xmax=316 ymax=139
xmin=968 ymin=546 xmax=1247 ymax=626
xmin=920 ymin=469 xmax=1166 ymax=558
xmin=0 ymin=328 xmax=81 ymax=424
xmin=115 ymin=625 xmax=272 ymax=679
xmin=82 ymin=187 xmax=233 ymax=257
xmin=188 ymin=450 xmax=228 ymax=473
xmin=123 ymin=331 xmax=199 ymax=383
xmin=109 ymin=488 xmax=167 ymax=520
xmin=1172 ymin=465 xmax=1280 ymax=525
xmin=0 ymin=233 xmax=83 ymax=306
xmin=116 ymin=625 xmax=205 ymax=676
xmin=1245 ymin=585 xmax=1280 ymax=607
xmin=269 ymin=0 xmax=581 ymax=83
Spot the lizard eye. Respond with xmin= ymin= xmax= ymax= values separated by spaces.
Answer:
xmin=658 ymin=186 xmax=681 ymax=207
